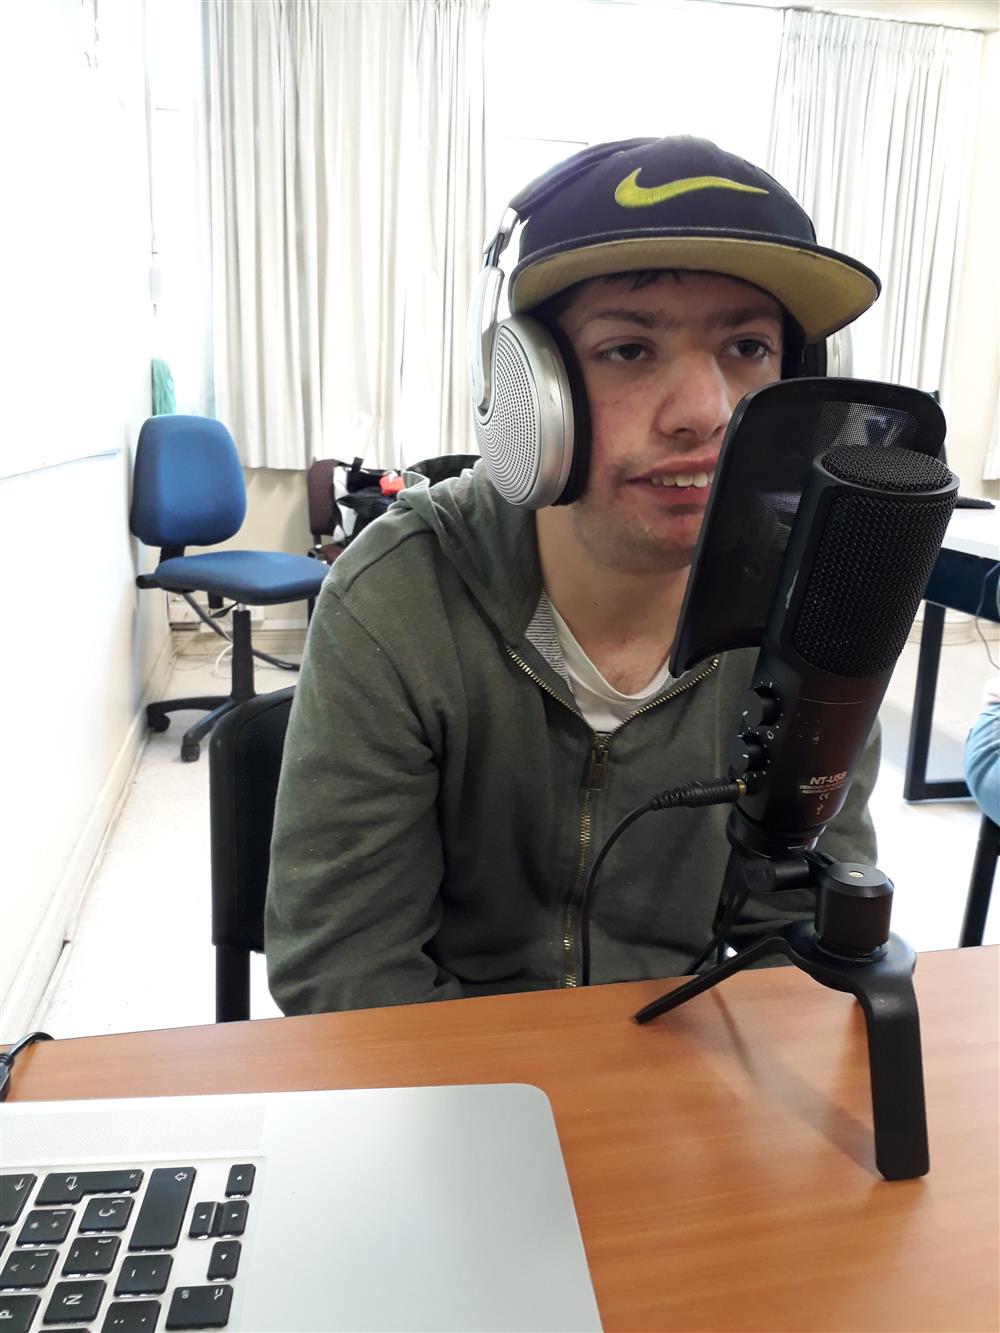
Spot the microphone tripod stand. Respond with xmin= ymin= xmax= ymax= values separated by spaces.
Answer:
xmin=634 ymin=814 xmax=930 ymax=1181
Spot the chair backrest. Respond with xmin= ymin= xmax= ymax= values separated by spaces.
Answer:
xmin=306 ymin=458 xmax=339 ymax=540
xmin=209 ymin=687 xmax=295 ymax=1020
xmin=130 ymin=415 xmax=247 ymax=552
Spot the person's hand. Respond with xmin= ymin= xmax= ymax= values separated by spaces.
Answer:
xmin=981 ymin=676 xmax=1000 ymax=706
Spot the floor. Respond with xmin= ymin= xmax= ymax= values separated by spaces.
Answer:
xmin=32 ymin=625 xmax=999 ymax=1040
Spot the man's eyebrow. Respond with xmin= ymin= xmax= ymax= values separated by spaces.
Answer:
xmin=704 ymin=303 xmax=784 ymax=332
xmin=573 ymin=304 xmax=783 ymax=333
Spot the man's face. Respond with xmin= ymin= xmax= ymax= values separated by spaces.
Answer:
xmin=556 ymin=271 xmax=784 ymax=574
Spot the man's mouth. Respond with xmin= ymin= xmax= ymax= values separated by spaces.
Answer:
xmin=640 ymin=470 xmax=714 ymax=490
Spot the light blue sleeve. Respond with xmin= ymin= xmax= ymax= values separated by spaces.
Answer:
xmin=965 ymin=702 xmax=1000 ymax=823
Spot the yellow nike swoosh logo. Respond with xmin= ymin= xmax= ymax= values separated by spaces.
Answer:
xmin=614 ymin=171 xmax=769 ymax=208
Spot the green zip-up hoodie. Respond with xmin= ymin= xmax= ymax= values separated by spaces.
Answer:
xmin=266 ymin=462 xmax=879 ymax=1015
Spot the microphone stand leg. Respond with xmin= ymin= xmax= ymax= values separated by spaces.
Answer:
xmin=634 ymin=923 xmax=929 ymax=1180
xmin=632 ymin=935 xmax=786 ymax=1024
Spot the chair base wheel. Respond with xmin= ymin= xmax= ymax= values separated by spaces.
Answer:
xmin=181 ymin=742 xmax=201 ymax=762
xmin=147 ymin=709 xmax=170 ymax=733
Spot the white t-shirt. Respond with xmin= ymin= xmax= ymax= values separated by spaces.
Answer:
xmin=549 ymin=602 xmax=677 ymax=732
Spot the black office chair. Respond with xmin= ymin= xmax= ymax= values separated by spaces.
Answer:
xmin=959 ymin=815 xmax=998 ymax=947
xmin=130 ymin=415 xmax=326 ymax=761
xmin=209 ymin=687 xmax=295 ymax=1021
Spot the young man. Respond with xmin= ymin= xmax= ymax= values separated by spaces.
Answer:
xmin=266 ymin=136 xmax=883 ymax=1015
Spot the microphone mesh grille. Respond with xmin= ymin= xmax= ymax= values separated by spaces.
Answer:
xmin=792 ymin=448 xmax=956 ymax=676
xmin=822 ymin=444 xmax=953 ymax=492
xmin=473 ymin=329 xmax=540 ymax=503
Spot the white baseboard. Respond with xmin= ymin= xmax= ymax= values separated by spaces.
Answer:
xmin=2 ymin=634 xmax=177 ymax=1040
xmin=173 ymin=625 xmax=308 ymax=658
xmin=907 ymin=608 xmax=1000 ymax=647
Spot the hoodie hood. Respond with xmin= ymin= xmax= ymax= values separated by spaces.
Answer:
xmin=389 ymin=460 xmax=543 ymax=641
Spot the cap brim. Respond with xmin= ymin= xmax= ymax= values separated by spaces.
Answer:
xmin=509 ymin=233 xmax=880 ymax=341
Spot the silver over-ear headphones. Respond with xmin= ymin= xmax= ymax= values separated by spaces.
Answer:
xmin=467 ymin=140 xmax=655 ymax=510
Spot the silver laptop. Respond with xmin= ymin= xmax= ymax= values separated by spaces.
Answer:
xmin=1 ymin=1083 xmax=602 ymax=1332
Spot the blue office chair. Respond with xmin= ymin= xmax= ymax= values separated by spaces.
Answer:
xmin=130 ymin=415 xmax=326 ymax=761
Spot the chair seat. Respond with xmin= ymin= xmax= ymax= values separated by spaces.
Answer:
xmin=155 ymin=551 xmax=327 ymax=604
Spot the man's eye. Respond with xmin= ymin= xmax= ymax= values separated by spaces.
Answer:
xmin=730 ymin=338 xmax=773 ymax=361
xmin=596 ymin=343 xmax=648 ymax=364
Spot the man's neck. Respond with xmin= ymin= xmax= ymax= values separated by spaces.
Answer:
xmin=535 ymin=509 xmax=690 ymax=692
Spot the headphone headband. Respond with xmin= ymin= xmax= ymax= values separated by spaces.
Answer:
xmin=507 ymin=138 xmax=658 ymax=217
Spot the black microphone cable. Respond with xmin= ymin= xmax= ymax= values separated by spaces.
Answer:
xmin=683 ymin=846 xmax=836 ymax=975
xmin=579 ymin=777 xmax=744 ymax=987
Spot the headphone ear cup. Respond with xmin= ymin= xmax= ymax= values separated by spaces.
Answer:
xmin=473 ymin=315 xmax=583 ymax=509
xmin=799 ymin=340 xmax=827 ymax=377
xmin=543 ymin=321 xmax=591 ymax=506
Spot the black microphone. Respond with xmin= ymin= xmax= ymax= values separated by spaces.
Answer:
xmin=728 ymin=442 xmax=958 ymax=858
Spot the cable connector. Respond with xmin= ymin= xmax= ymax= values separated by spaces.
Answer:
xmin=0 ymin=1031 xmax=53 ymax=1102
xmin=649 ymin=777 xmax=745 ymax=811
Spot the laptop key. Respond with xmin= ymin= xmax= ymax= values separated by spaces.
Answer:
xmin=63 ymin=1236 xmax=120 ymax=1276
xmin=0 ymin=1247 xmax=58 ymax=1287
xmin=37 ymin=1171 xmax=144 ymax=1206
xmin=115 ymin=1254 xmax=172 ymax=1296
xmin=206 ymin=1241 xmax=240 ymax=1281
xmin=0 ymin=1231 xmax=9 ymax=1258
xmin=0 ymin=1294 xmax=40 ymax=1333
xmin=128 ymin=1168 xmax=195 ymax=1251
xmin=17 ymin=1209 xmax=74 ymax=1245
xmin=188 ymin=1202 xmax=218 ymax=1239
xmin=43 ymin=1278 xmax=106 ymax=1324
xmin=0 ymin=1177 xmax=36 ymax=1227
xmin=216 ymin=1201 xmax=248 ymax=1236
xmin=101 ymin=1299 xmax=160 ymax=1332
xmin=224 ymin=1165 xmax=255 ymax=1197
xmin=165 ymin=1284 xmax=233 ymax=1329
xmin=80 ymin=1197 xmax=134 ymax=1233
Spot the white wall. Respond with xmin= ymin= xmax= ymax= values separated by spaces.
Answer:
xmin=0 ymin=0 xmax=170 ymax=1037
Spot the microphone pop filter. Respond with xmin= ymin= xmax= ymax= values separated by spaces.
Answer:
xmin=670 ymin=378 xmax=947 ymax=675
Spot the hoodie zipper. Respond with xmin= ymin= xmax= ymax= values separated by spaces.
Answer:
xmin=506 ymin=648 xmax=720 ymax=987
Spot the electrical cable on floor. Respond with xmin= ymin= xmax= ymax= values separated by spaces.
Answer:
xmin=179 ymin=592 xmax=300 ymax=671
xmin=214 ymin=642 xmax=234 ymax=678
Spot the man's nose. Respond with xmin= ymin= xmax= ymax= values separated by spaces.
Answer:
xmin=653 ymin=353 xmax=734 ymax=443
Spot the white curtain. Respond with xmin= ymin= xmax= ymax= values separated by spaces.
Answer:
xmin=206 ymin=0 xmax=489 ymax=470
xmin=767 ymin=10 xmax=982 ymax=393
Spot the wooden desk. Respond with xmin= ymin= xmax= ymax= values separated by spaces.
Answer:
xmin=9 ymin=947 xmax=999 ymax=1333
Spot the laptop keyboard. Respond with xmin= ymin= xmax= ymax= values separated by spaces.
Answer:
xmin=0 ymin=1161 xmax=257 ymax=1333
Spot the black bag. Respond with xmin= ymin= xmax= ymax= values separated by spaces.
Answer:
xmin=328 ymin=457 xmax=395 ymax=545
xmin=330 ymin=453 xmax=479 ymax=546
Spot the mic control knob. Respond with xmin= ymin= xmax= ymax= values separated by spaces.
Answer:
xmin=730 ymin=731 xmax=768 ymax=775
xmin=743 ymin=686 xmax=781 ymax=729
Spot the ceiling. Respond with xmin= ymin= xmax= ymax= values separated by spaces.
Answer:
xmin=706 ymin=0 xmax=999 ymax=31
